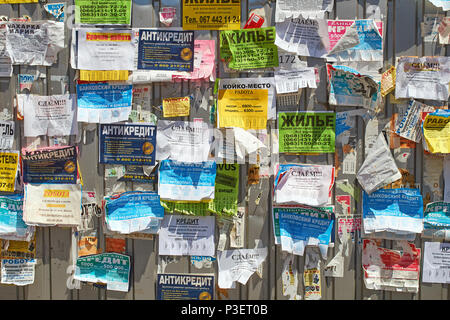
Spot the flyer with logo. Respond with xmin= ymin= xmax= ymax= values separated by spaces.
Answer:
xmin=17 ymin=94 xmax=78 ymax=137
xmin=158 ymin=215 xmax=215 ymax=256
xmin=278 ymin=111 xmax=336 ymax=153
xmin=137 ymin=29 xmax=195 ymax=72
xmin=77 ymin=29 xmax=135 ymax=70
xmin=423 ymin=202 xmax=450 ymax=240
xmin=157 ymin=273 xmax=214 ymax=300
xmin=158 ymin=160 xmax=216 ymax=202
xmin=218 ymin=89 xmax=268 ymax=130
xmin=77 ymin=82 xmax=132 ymax=123
xmin=99 ymin=124 xmax=156 ymax=165
xmin=105 ymin=191 xmax=164 ymax=234
xmin=74 ymin=253 xmax=131 ymax=292
xmin=22 ymin=146 xmax=78 ymax=184
xmin=182 ymin=0 xmax=240 ymax=30
xmin=221 ymin=27 xmax=279 ymax=70
xmin=75 ymin=0 xmax=132 ymax=25
xmin=23 ymin=184 xmax=82 ymax=226
xmin=0 ymin=195 xmax=32 ymax=241
xmin=0 ymin=151 xmax=19 ymax=193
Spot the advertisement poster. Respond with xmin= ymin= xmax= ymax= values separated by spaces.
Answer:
xmin=336 ymin=195 xmax=361 ymax=241
xmin=157 ymin=273 xmax=214 ymax=300
xmin=327 ymin=20 xmax=383 ymax=61
xmin=22 ymin=146 xmax=78 ymax=184
xmin=0 ymin=121 xmax=14 ymax=150
xmin=395 ymin=100 xmax=435 ymax=143
xmin=208 ymin=164 xmax=239 ymax=217
xmin=362 ymin=188 xmax=423 ymax=235
xmin=423 ymin=242 xmax=450 ymax=283
xmin=75 ymin=0 xmax=132 ymax=25
xmin=137 ymin=29 xmax=194 ymax=72
xmin=1 ymin=237 xmax=36 ymax=259
xmin=423 ymin=202 xmax=450 ymax=240
xmin=1 ymin=258 xmax=35 ymax=286
xmin=0 ymin=151 xmax=18 ymax=193
xmin=162 ymin=97 xmax=190 ymax=118
xmin=158 ymin=160 xmax=216 ymax=202
xmin=395 ymin=56 xmax=450 ymax=101
xmin=217 ymin=248 xmax=267 ymax=288
xmin=221 ymin=27 xmax=279 ymax=70
xmin=17 ymin=94 xmax=78 ymax=137
xmin=158 ymin=215 xmax=215 ymax=256
xmin=23 ymin=184 xmax=82 ymax=226
xmin=327 ymin=64 xmax=380 ymax=110
xmin=274 ymin=164 xmax=335 ymax=207
xmin=77 ymin=82 xmax=132 ymax=123
xmin=182 ymin=0 xmax=240 ymax=30
xmin=278 ymin=111 xmax=335 ymax=153
xmin=275 ymin=0 xmax=334 ymax=22
xmin=218 ymin=89 xmax=268 ymax=130
xmin=276 ymin=206 xmax=334 ymax=259
xmin=105 ymin=191 xmax=164 ymax=234
xmin=423 ymin=110 xmax=450 ymax=153
xmin=156 ymin=120 xmax=212 ymax=163
xmin=77 ymin=29 xmax=135 ymax=70
xmin=99 ymin=124 xmax=156 ymax=165
xmin=362 ymin=239 xmax=421 ymax=293
xmin=118 ymin=165 xmax=156 ymax=183
xmin=74 ymin=253 xmax=131 ymax=292
xmin=173 ymin=39 xmax=216 ymax=81
xmin=219 ymin=77 xmax=276 ymax=120
xmin=0 ymin=196 xmax=31 ymax=241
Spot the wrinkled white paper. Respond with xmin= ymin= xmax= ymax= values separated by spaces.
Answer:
xmin=275 ymin=16 xmax=330 ymax=58
xmin=395 ymin=56 xmax=450 ymax=101
xmin=233 ymin=128 xmax=267 ymax=161
xmin=1 ymin=258 xmax=35 ymax=286
xmin=158 ymin=215 xmax=215 ymax=257
xmin=217 ymin=247 xmax=267 ymax=289
xmin=156 ymin=120 xmax=212 ymax=163
xmin=429 ymin=0 xmax=450 ymax=10
xmin=17 ymin=94 xmax=78 ymax=137
xmin=275 ymin=0 xmax=334 ymax=22
xmin=423 ymin=242 xmax=450 ymax=283
xmin=356 ymin=133 xmax=402 ymax=194
xmin=274 ymin=68 xmax=317 ymax=94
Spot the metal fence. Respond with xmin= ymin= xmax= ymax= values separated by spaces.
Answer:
xmin=0 ymin=0 xmax=447 ymax=300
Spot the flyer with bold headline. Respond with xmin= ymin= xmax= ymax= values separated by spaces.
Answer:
xmin=75 ymin=0 xmax=132 ymax=25
xmin=183 ymin=0 xmax=240 ymax=30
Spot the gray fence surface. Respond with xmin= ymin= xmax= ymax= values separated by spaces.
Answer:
xmin=0 ymin=0 xmax=448 ymax=300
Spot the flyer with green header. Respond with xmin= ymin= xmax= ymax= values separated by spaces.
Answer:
xmin=161 ymin=164 xmax=240 ymax=217
xmin=221 ymin=27 xmax=279 ymax=70
xmin=278 ymin=111 xmax=336 ymax=153
xmin=75 ymin=0 xmax=132 ymax=25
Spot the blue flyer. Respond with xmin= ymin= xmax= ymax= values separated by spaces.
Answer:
xmin=423 ymin=202 xmax=450 ymax=239
xmin=22 ymin=146 xmax=78 ymax=184
xmin=99 ymin=124 xmax=157 ymax=165
xmin=0 ymin=195 xmax=29 ymax=239
xmin=137 ymin=29 xmax=195 ymax=71
xmin=157 ymin=273 xmax=214 ymax=300
xmin=158 ymin=160 xmax=217 ymax=201
xmin=105 ymin=191 xmax=164 ymax=221
xmin=278 ymin=206 xmax=334 ymax=259
xmin=363 ymin=188 xmax=423 ymax=234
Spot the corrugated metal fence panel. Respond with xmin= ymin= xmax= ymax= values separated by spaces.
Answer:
xmin=0 ymin=0 xmax=447 ymax=300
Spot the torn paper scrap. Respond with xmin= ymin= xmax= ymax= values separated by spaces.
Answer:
xmin=327 ymin=64 xmax=380 ymax=110
xmin=275 ymin=0 xmax=334 ymax=22
xmin=438 ymin=17 xmax=450 ymax=44
xmin=395 ymin=99 xmax=435 ymax=143
xmin=356 ymin=133 xmax=402 ymax=194
xmin=395 ymin=56 xmax=450 ymax=101
xmin=362 ymin=239 xmax=420 ymax=293
xmin=282 ymin=254 xmax=301 ymax=300
xmin=173 ymin=40 xmax=216 ymax=82
xmin=233 ymin=127 xmax=267 ymax=160
xmin=304 ymin=248 xmax=321 ymax=300
xmin=217 ymin=247 xmax=267 ymax=289
xmin=380 ymin=66 xmax=396 ymax=97
xmin=275 ymin=16 xmax=330 ymax=58
xmin=274 ymin=68 xmax=317 ymax=94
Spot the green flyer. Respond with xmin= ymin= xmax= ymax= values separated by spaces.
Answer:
xmin=278 ymin=111 xmax=336 ymax=153
xmin=161 ymin=164 xmax=239 ymax=217
xmin=221 ymin=27 xmax=278 ymax=70
xmin=75 ymin=0 xmax=132 ymax=25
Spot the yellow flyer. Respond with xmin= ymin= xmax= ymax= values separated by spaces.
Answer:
xmin=163 ymin=96 xmax=190 ymax=117
xmin=218 ymin=89 xmax=268 ymax=130
xmin=381 ymin=66 xmax=396 ymax=97
xmin=1 ymin=237 xmax=36 ymax=260
xmin=0 ymin=151 xmax=18 ymax=193
xmin=183 ymin=0 xmax=240 ymax=30
xmin=423 ymin=111 xmax=450 ymax=153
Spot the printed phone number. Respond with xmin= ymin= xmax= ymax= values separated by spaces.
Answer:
xmin=186 ymin=16 xmax=240 ymax=24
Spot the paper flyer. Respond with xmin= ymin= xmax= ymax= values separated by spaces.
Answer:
xmin=75 ymin=0 xmax=132 ymax=25
xmin=182 ymin=0 xmax=240 ymax=30
xmin=0 ymin=151 xmax=18 ymax=193
xmin=423 ymin=202 xmax=450 ymax=240
xmin=275 ymin=0 xmax=334 ymax=22
xmin=278 ymin=111 xmax=335 ymax=154
xmin=422 ymin=110 xmax=450 ymax=153
xmin=157 ymin=273 xmax=214 ymax=300
xmin=423 ymin=242 xmax=450 ymax=283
